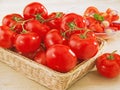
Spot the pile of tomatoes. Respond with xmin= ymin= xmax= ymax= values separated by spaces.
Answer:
xmin=0 ymin=2 xmax=120 ymax=74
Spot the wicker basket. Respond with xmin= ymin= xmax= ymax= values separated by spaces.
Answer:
xmin=0 ymin=38 xmax=106 ymax=90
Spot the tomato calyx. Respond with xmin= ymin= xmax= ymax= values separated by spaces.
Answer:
xmin=107 ymin=50 xmax=117 ymax=60
xmin=55 ymin=12 xmax=63 ymax=18
xmin=35 ymin=13 xmax=45 ymax=23
xmin=44 ymin=12 xmax=64 ymax=24
xmin=79 ymin=29 xmax=91 ymax=39
xmin=61 ymin=21 xmax=85 ymax=38
xmin=68 ymin=22 xmax=77 ymax=30
xmin=13 ymin=16 xmax=24 ymax=22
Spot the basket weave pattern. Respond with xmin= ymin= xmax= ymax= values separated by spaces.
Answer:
xmin=0 ymin=39 xmax=105 ymax=90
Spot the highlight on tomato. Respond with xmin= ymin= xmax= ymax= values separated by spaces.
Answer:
xmin=46 ymin=44 xmax=77 ymax=73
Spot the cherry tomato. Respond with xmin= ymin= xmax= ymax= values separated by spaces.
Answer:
xmin=44 ymin=29 xmax=63 ymax=48
xmin=96 ymin=52 xmax=120 ymax=78
xmin=0 ymin=25 xmax=16 ymax=48
xmin=69 ymin=31 xmax=99 ymax=60
xmin=61 ymin=13 xmax=85 ymax=38
xmin=46 ymin=44 xmax=77 ymax=73
xmin=14 ymin=31 xmax=41 ymax=53
xmin=24 ymin=19 xmax=50 ymax=41
xmin=2 ymin=13 xmax=24 ymax=33
xmin=46 ymin=12 xmax=65 ymax=30
xmin=23 ymin=2 xmax=48 ymax=22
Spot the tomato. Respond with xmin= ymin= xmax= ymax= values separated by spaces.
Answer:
xmin=0 ymin=25 xmax=16 ymax=48
xmin=23 ymin=2 xmax=48 ymax=22
xmin=96 ymin=52 xmax=120 ymax=78
xmin=2 ymin=13 xmax=24 ymax=33
xmin=34 ymin=50 xmax=46 ymax=65
xmin=20 ymin=47 xmax=41 ymax=59
xmin=46 ymin=12 xmax=65 ymax=30
xmin=24 ymin=19 xmax=50 ymax=41
xmin=69 ymin=31 xmax=99 ymax=60
xmin=44 ymin=29 xmax=63 ymax=48
xmin=14 ymin=31 xmax=41 ymax=53
xmin=61 ymin=13 xmax=85 ymax=38
xmin=84 ymin=6 xmax=99 ymax=17
xmin=46 ymin=44 xmax=77 ymax=73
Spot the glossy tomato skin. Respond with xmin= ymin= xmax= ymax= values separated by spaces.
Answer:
xmin=14 ymin=32 xmax=41 ymax=53
xmin=34 ymin=50 xmax=46 ymax=65
xmin=61 ymin=13 xmax=85 ymax=37
xmin=24 ymin=19 xmax=50 ymax=41
xmin=69 ymin=34 xmax=99 ymax=60
xmin=61 ymin=13 xmax=85 ymax=30
xmin=0 ymin=25 xmax=16 ymax=48
xmin=46 ymin=44 xmax=77 ymax=73
xmin=46 ymin=12 xmax=65 ymax=30
xmin=23 ymin=2 xmax=48 ymax=20
xmin=2 ymin=13 xmax=24 ymax=33
xmin=44 ymin=29 xmax=63 ymax=48
xmin=96 ymin=53 xmax=120 ymax=78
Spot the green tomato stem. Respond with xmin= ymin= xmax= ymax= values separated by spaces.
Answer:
xmin=107 ymin=50 xmax=117 ymax=60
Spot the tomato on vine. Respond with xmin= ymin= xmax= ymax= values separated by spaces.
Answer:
xmin=61 ymin=13 xmax=85 ymax=38
xmin=69 ymin=30 xmax=99 ymax=61
xmin=24 ymin=19 xmax=50 ymax=41
xmin=14 ymin=31 xmax=41 ymax=53
xmin=45 ymin=12 xmax=65 ymax=30
xmin=23 ymin=2 xmax=48 ymax=22
xmin=0 ymin=25 xmax=16 ymax=48
xmin=2 ymin=13 xmax=24 ymax=33
xmin=44 ymin=29 xmax=63 ymax=48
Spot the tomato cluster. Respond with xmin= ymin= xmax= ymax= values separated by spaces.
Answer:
xmin=0 ymin=2 xmax=119 ymax=73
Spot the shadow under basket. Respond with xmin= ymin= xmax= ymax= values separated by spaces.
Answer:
xmin=0 ymin=38 xmax=106 ymax=90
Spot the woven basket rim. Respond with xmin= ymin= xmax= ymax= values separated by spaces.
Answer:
xmin=0 ymin=38 xmax=105 ymax=77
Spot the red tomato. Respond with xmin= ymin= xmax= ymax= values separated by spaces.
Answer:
xmin=14 ymin=31 xmax=41 ymax=53
xmin=34 ymin=50 xmax=46 ymax=65
xmin=61 ymin=13 xmax=85 ymax=38
xmin=0 ymin=25 xmax=16 ymax=48
xmin=46 ymin=44 xmax=77 ymax=73
xmin=23 ymin=2 xmax=48 ymax=21
xmin=84 ymin=6 xmax=99 ymax=17
xmin=69 ymin=32 xmax=99 ymax=60
xmin=2 ymin=13 xmax=24 ymax=33
xmin=46 ymin=12 xmax=65 ymax=30
xmin=21 ymin=47 xmax=41 ymax=59
xmin=96 ymin=52 xmax=120 ymax=78
xmin=44 ymin=29 xmax=63 ymax=48
xmin=24 ymin=19 xmax=50 ymax=41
